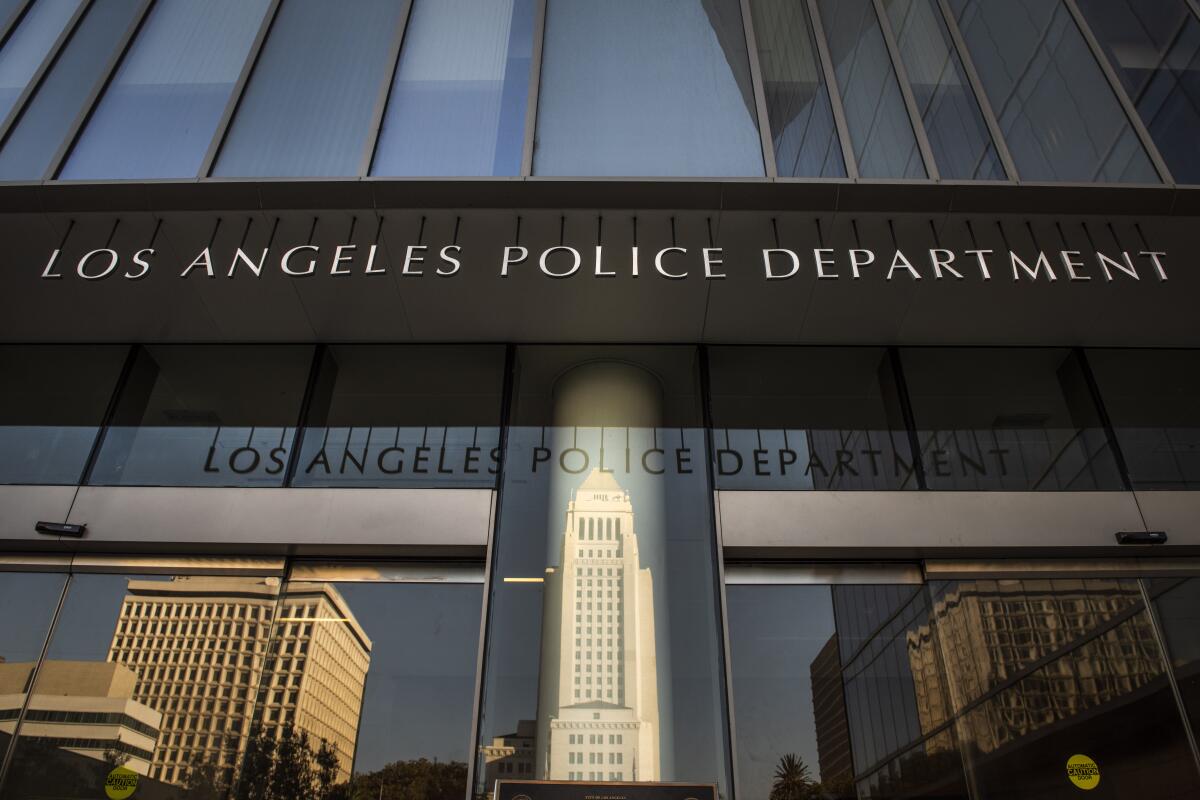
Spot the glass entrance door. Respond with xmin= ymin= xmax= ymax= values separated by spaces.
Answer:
xmin=726 ymin=562 xmax=1200 ymax=800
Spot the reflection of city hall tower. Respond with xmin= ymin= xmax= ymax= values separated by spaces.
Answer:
xmin=536 ymin=468 xmax=661 ymax=782
xmin=106 ymin=577 xmax=371 ymax=786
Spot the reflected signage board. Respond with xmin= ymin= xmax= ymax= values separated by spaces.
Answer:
xmin=495 ymin=781 xmax=719 ymax=800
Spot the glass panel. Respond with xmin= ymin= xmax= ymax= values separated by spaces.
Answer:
xmin=212 ymin=0 xmax=406 ymax=178
xmin=835 ymin=584 xmax=968 ymax=798
xmin=0 ymin=570 xmax=69 ymax=776
xmin=900 ymin=348 xmax=1123 ymax=490
xmin=748 ymin=0 xmax=846 ymax=177
xmin=0 ymin=0 xmax=142 ymax=180
xmin=948 ymin=0 xmax=1159 ymax=183
xmin=370 ymin=0 xmax=534 ymax=177
xmin=928 ymin=577 xmax=1200 ymax=799
xmin=0 ymin=0 xmax=81 ymax=123
xmin=475 ymin=347 xmax=731 ymax=795
xmin=532 ymin=0 xmax=764 ymax=177
xmin=817 ymin=0 xmax=926 ymax=178
xmin=89 ymin=345 xmax=312 ymax=487
xmin=293 ymin=345 xmax=505 ymax=489
xmin=728 ymin=583 xmax=968 ymax=800
xmin=1086 ymin=349 xmax=1200 ymax=490
xmin=881 ymin=0 xmax=1005 ymax=180
xmin=257 ymin=570 xmax=482 ymax=798
xmin=0 ymin=345 xmax=126 ymax=484
xmin=0 ymin=571 xmax=281 ymax=799
xmin=1076 ymin=0 xmax=1200 ymax=184
xmin=707 ymin=347 xmax=917 ymax=490
xmin=1146 ymin=576 xmax=1200 ymax=740
xmin=58 ymin=0 xmax=272 ymax=180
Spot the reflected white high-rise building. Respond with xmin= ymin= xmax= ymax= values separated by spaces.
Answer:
xmin=536 ymin=468 xmax=660 ymax=782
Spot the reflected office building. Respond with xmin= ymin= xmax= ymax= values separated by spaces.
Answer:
xmin=107 ymin=577 xmax=370 ymax=786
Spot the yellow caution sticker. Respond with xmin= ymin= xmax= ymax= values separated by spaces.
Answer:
xmin=1066 ymin=754 xmax=1100 ymax=790
xmin=104 ymin=766 xmax=139 ymax=800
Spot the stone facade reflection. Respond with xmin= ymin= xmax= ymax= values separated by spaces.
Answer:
xmin=535 ymin=469 xmax=660 ymax=782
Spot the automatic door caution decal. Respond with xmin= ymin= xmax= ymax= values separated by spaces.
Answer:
xmin=104 ymin=766 xmax=139 ymax=799
xmin=1066 ymin=754 xmax=1100 ymax=790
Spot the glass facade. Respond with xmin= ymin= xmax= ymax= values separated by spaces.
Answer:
xmin=0 ymin=345 xmax=126 ymax=484
xmin=948 ymin=0 xmax=1159 ymax=183
xmin=59 ymin=0 xmax=272 ymax=180
xmin=882 ymin=0 xmax=1005 ymax=180
xmin=1086 ymin=349 xmax=1200 ymax=489
xmin=475 ymin=346 xmax=731 ymax=793
xmin=3 ymin=344 xmax=1198 ymax=494
xmin=292 ymin=345 xmax=505 ymax=489
xmin=0 ymin=0 xmax=81 ymax=123
xmin=818 ymin=0 xmax=926 ymax=179
xmin=369 ymin=0 xmax=535 ymax=177
xmin=533 ymin=0 xmax=764 ymax=176
xmin=748 ymin=0 xmax=847 ymax=177
xmin=900 ymin=348 xmax=1123 ymax=491
xmin=1077 ymin=0 xmax=1200 ymax=184
xmin=88 ymin=345 xmax=313 ymax=488
xmin=211 ymin=0 xmax=406 ymax=178
xmin=0 ymin=0 xmax=142 ymax=180
xmin=1 ymin=342 xmax=1200 ymax=797
xmin=728 ymin=567 xmax=1200 ymax=799
xmin=0 ymin=0 xmax=1187 ymax=180
xmin=708 ymin=347 xmax=915 ymax=490
xmin=0 ymin=561 xmax=482 ymax=800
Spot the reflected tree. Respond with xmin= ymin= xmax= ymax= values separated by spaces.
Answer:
xmin=185 ymin=723 xmax=343 ymax=800
xmin=770 ymin=754 xmax=819 ymax=800
xmin=344 ymin=758 xmax=467 ymax=800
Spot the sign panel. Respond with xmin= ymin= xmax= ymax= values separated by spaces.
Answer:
xmin=495 ymin=781 xmax=718 ymax=800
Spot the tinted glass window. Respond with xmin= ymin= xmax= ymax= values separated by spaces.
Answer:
xmin=728 ymin=581 xmax=966 ymax=800
xmin=89 ymin=345 xmax=312 ymax=487
xmin=748 ymin=0 xmax=846 ymax=177
xmin=212 ymin=0 xmax=406 ymax=178
xmin=293 ymin=345 xmax=504 ymax=489
xmin=0 ymin=0 xmax=142 ymax=180
xmin=0 ymin=0 xmax=81 ymax=122
xmin=533 ymin=0 xmax=764 ymax=177
xmin=370 ymin=0 xmax=534 ymax=177
xmin=1086 ymin=349 xmax=1200 ymax=489
xmin=0 ymin=571 xmax=281 ymax=797
xmin=0 ymin=345 xmax=126 ymax=484
xmin=1077 ymin=0 xmax=1200 ymax=184
xmin=266 ymin=566 xmax=482 ymax=798
xmin=881 ymin=0 xmax=1005 ymax=180
xmin=0 ymin=569 xmax=69 ymax=779
xmin=817 ymin=0 xmax=925 ymax=178
xmin=1146 ymin=576 xmax=1200 ymax=740
xmin=949 ymin=0 xmax=1158 ymax=183
xmin=927 ymin=577 xmax=1200 ymax=799
xmin=708 ymin=347 xmax=916 ymax=490
xmin=900 ymin=348 xmax=1123 ymax=490
xmin=59 ymin=0 xmax=271 ymax=180
xmin=475 ymin=347 xmax=731 ymax=794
